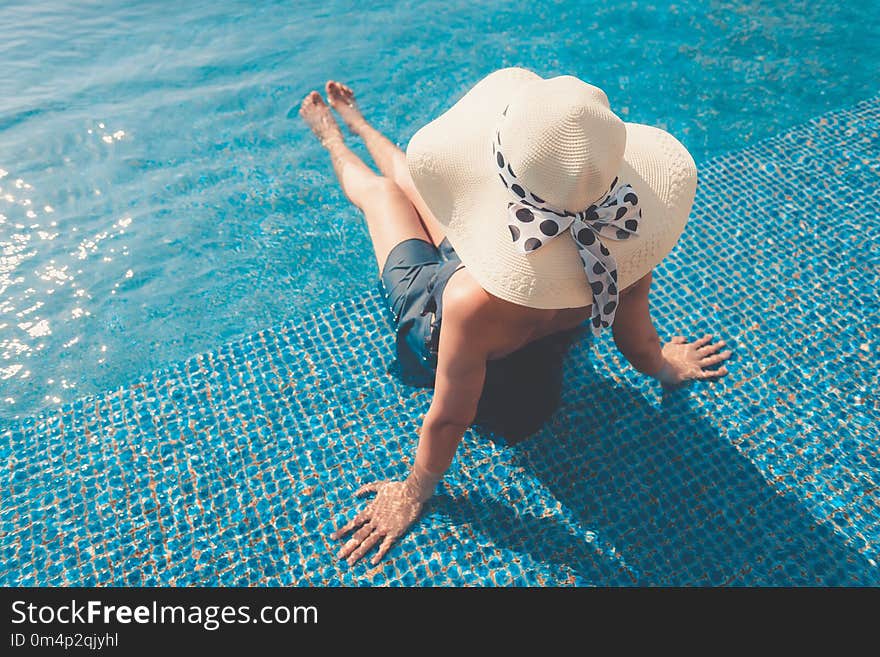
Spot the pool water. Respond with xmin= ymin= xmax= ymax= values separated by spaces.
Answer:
xmin=2 ymin=96 xmax=878 ymax=585
xmin=1 ymin=0 xmax=879 ymax=420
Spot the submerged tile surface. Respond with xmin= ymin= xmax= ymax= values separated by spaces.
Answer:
xmin=2 ymin=98 xmax=879 ymax=586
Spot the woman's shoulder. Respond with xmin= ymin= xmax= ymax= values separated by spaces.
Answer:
xmin=442 ymin=268 xmax=494 ymax=321
xmin=442 ymin=269 xmax=547 ymax=341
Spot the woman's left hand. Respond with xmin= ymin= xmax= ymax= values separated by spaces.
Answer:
xmin=658 ymin=333 xmax=732 ymax=388
xmin=332 ymin=478 xmax=425 ymax=566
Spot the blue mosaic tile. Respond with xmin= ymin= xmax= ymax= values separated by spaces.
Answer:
xmin=1 ymin=98 xmax=879 ymax=586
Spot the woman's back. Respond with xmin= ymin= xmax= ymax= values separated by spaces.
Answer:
xmin=441 ymin=266 xmax=592 ymax=361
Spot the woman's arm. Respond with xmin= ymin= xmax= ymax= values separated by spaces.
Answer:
xmin=414 ymin=296 xmax=489 ymax=473
xmin=612 ymin=270 xmax=732 ymax=387
xmin=612 ymin=271 xmax=667 ymax=377
xmin=332 ymin=290 xmax=489 ymax=566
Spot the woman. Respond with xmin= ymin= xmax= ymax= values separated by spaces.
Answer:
xmin=299 ymin=68 xmax=732 ymax=567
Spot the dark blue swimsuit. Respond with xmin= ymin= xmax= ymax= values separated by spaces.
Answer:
xmin=378 ymin=236 xmax=464 ymax=387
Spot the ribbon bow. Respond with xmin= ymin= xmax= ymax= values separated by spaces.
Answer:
xmin=493 ymin=129 xmax=641 ymax=337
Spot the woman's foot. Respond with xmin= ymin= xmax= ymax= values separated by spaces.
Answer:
xmin=299 ymin=91 xmax=344 ymax=147
xmin=326 ymin=80 xmax=367 ymax=133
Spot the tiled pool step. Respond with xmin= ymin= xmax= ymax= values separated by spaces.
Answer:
xmin=2 ymin=97 xmax=878 ymax=585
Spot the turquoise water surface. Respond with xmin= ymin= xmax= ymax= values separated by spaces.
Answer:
xmin=1 ymin=0 xmax=878 ymax=420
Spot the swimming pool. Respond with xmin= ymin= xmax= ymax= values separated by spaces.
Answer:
xmin=1 ymin=0 xmax=878 ymax=420
xmin=2 ymin=96 xmax=878 ymax=585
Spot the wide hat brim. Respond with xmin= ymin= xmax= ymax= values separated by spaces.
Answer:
xmin=405 ymin=67 xmax=698 ymax=309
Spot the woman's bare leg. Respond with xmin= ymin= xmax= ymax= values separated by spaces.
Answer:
xmin=299 ymin=91 xmax=430 ymax=273
xmin=325 ymin=80 xmax=447 ymax=246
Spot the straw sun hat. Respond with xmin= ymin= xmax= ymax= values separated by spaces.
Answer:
xmin=405 ymin=67 xmax=697 ymax=334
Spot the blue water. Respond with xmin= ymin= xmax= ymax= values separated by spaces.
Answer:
xmin=3 ymin=96 xmax=878 ymax=585
xmin=1 ymin=0 xmax=878 ymax=420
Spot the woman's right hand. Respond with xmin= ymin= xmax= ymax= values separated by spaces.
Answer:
xmin=658 ymin=334 xmax=732 ymax=389
xmin=332 ymin=478 xmax=426 ymax=567
xmin=331 ymin=462 xmax=443 ymax=567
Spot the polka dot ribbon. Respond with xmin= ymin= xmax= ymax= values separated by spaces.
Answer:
xmin=492 ymin=129 xmax=641 ymax=337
